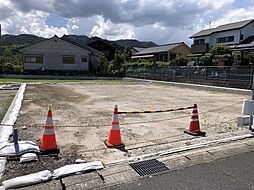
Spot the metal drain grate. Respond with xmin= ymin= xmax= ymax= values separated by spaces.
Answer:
xmin=129 ymin=159 xmax=169 ymax=176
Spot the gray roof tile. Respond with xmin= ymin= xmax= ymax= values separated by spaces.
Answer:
xmin=61 ymin=35 xmax=102 ymax=55
xmin=190 ymin=19 xmax=254 ymax=38
xmin=134 ymin=42 xmax=186 ymax=55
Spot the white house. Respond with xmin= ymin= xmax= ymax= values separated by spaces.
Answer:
xmin=190 ymin=19 xmax=254 ymax=54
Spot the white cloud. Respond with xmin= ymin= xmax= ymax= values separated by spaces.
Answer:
xmin=2 ymin=10 xmax=68 ymax=37
xmin=0 ymin=0 xmax=69 ymax=37
xmin=203 ymin=0 xmax=235 ymax=9
xmin=90 ymin=15 xmax=134 ymax=40
xmin=0 ymin=0 xmax=253 ymax=45
xmin=211 ymin=6 xmax=254 ymax=27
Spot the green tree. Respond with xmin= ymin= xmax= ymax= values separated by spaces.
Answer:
xmin=96 ymin=55 xmax=109 ymax=76
xmin=209 ymin=44 xmax=230 ymax=55
xmin=1 ymin=45 xmax=23 ymax=74
xmin=123 ymin=46 xmax=132 ymax=62
xmin=108 ymin=53 xmax=125 ymax=76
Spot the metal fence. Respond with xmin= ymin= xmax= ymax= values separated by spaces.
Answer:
xmin=126 ymin=66 xmax=253 ymax=89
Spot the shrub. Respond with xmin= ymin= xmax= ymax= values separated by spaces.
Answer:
xmin=209 ymin=44 xmax=230 ymax=55
xmin=171 ymin=57 xmax=191 ymax=66
xmin=199 ymin=56 xmax=213 ymax=66
xmin=2 ymin=62 xmax=23 ymax=74
xmin=156 ymin=61 xmax=172 ymax=67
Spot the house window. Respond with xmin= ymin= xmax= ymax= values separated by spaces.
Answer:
xmin=24 ymin=56 xmax=43 ymax=63
xmin=25 ymin=57 xmax=30 ymax=62
xmin=228 ymin=36 xmax=234 ymax=41
xmin=240 ymin=34 xmax=243 ymax=40
xmin=81 ymin=57 xmax=88 ymax=63
xmin=216 ymin=37 xmax=224 ymax=43
xmin=216 ymin=36 xmax=234 ymax=43
xmin=194 ymin=39 xmax=205 ymax=45
xmin=31 ymin=57 xmax=36 ymax=63
xmin=63 ymin=56 xmax=75 ymax=64
xmin=194 ymin=40 xmax=199 ymax=45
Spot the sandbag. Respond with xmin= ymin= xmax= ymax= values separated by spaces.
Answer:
xmin=53 ymin=161 xmax=104 ymax=179
xmin=19 ymin=153 xmax=38 ymax=164
xmin=0 ymin=141 xmax=39 ymax=157
xmin=75 ymin=159 xmax=87 ymax=163
xmin=0 ymin=84 xmax=20 ymax=90
xmin=2 ymin=170 xmax=52 ymax=189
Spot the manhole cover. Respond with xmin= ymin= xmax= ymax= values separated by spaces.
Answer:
xmin=129 ymin=159 xmax=169 ymax=176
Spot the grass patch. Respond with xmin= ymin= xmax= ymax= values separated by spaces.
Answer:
xmin=0 ymin=95 xmax=14 ymax=122
xmin=0 ymin=78 xmax=139 ymax=85
xmin=38 ymin=95 xmax=49 ymax=101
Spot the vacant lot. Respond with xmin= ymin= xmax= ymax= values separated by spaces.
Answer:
xmin=1 ymin=80 xmax=250 ymax=181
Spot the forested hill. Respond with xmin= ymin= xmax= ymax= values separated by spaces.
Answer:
xmin=2 ymin=34 xmax=158 ymax=49
xmin=2 ymin=34 xmax=45 ymax=47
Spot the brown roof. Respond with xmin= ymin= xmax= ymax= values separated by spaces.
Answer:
xmin=190 ymin=19 xmax=254 ymax=38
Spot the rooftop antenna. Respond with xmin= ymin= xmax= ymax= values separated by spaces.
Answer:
xmin=209 ymin=21 xmax=212 ymax=28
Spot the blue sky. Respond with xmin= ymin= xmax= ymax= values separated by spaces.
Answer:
xmin=0 ymin=0 xmax=254 ymax=45
xmin=46 ymin=14 xmax=68 ymax=28
xmin=234 ymin=0 xmax=254 ymax=8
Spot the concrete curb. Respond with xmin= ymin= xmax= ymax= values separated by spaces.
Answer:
xmin=106 ymin=133 xmax=254 ymax=166
xmin=0 ymin=74 xmax=122 ymax=80
xmin=124 ymin=77 xmax=251 ymax=95
xmin=0 ymin=83 xmax=26 ymax=179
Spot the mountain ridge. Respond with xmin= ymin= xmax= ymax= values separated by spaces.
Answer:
xmin=1 ymin=34 xmax=158 ymax=50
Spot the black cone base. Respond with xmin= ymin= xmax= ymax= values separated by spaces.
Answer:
xmin=184 ymin=130 xmax=206 ymax=137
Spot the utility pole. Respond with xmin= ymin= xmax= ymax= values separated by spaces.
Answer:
xmin=250 ymin=74 xmax=254 ymax=131
xmin=0 ymin=24 xmax=2 ymax=73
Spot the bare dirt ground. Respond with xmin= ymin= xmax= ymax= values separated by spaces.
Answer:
xmin=0 ymin=90 xmax=16 ymax=121
xmin=1 ymin=81 xmax=250 ymax=182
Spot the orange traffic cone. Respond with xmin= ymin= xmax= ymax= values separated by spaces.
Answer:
xmin=40 ymin=106 xmax=59 ymax=153
xmin=184 ymin=104 xmax=206 ymax=136
xmin=105 ymin=105 xmax=125 ymax=148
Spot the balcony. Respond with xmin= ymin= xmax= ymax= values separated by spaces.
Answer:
xmin=191 ymin=43 xmax=209 ymax=54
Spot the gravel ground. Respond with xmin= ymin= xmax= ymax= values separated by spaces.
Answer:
xmin=0 ymin=81 xmax=250 ymax=183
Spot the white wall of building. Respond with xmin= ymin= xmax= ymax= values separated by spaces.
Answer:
xmin=240 ymin=22 xmax=254 ymax=42
xmin=209 ymin=29 xmax=240 ymax=47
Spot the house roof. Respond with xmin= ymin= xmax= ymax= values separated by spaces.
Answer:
xmin=134 ymin=42 xmax=188 ymax=55
xmin=132 ymin=47 xmax=146 ymax=52
xmin=87 ymin=38 xmax=117 ymax=49
xmin=190 ymin=19 xmax=254 ymax=38
xmin=61 ymin=35 xmax=102 ymax=55
xmin=131 ymin=55 xmax=154 ymax=59
xmin=229 ymin=35 xmax=254 ymax=50
xmin=21 ymin=35 xmax=103 ymax=56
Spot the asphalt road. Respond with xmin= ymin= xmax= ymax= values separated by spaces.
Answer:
xmin=108 ymin=151 xmax=254 ymax=190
